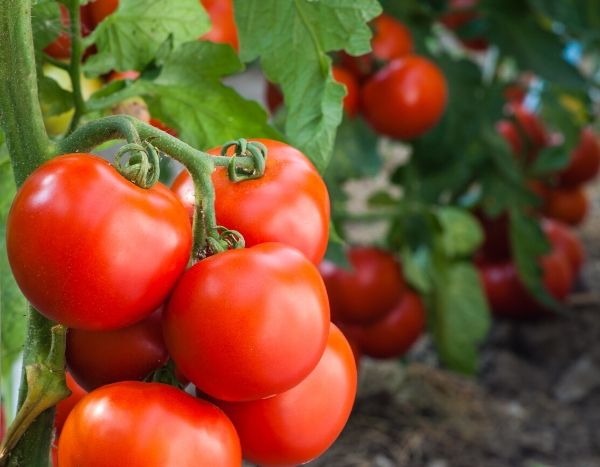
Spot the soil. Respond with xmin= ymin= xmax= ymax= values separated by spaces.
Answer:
xmin=309 ymin=191 xmax=600 ymax=467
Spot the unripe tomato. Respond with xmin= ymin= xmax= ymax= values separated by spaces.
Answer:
xmin=542 ymin=218 xmax=584 ymax=276
xmin=320 ymin=247 xmax=406 ymax=325
xmin=171 ymin=139 xmax=330 ymax=265
xmin=558 ymin=127 xmax=600 ymax=187
xmin=361 ymin=56 xmax=448 ymax=140
xmin=58 ymin=382 xmax=241 ymax=466
xmin=200 ymin=0 xmax=239 ymax=51
xmin=543 ymin=186 xmax=589 ymax=226
xmin=7 ymin=154 xmax=192 ymax=330
xmin=342 ymin=291 xmax=426 ymax=359
xmin=163 ymin=243 xmax=330 ymax=401
xmin=87 ymin=0 xmax=118 ymax=28
xmin=54 ymin=373 xmax=87 ymax=436
xmin=214 ymin=324 xmax=357 ymax=466
xmin=66 ymin=309 xmax=169 ymax=391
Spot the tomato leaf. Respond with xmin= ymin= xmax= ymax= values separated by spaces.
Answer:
xmin=431 ymin=262 xmax=491 ymax=374
xmin=436 ymin=207 xmax=483 ymax=259
xmin=131 ymin=41 xmax=279 ymax=149
xmin=234 ymin=0 xmax=381 ymax=173
xmin=38 ymin=76 xmax=73 ymax=116
xmin=84 ymin=0 xmax=209 ymax=75
xmin=31 ymin=0 xmax=62 ymax=50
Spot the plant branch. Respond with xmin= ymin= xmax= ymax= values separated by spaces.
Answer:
xmin=66 ymin=0 xmax=85 ymax=134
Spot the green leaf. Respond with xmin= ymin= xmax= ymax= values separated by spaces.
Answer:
xmin=234 ymin=0 xmax=381 ymax=172
xmin=0 ymin=151 xmax=27 ymax=414
xmin=84 ymin=0 xmax=209 ymax=75
xmin=400 ymin=245 xmax=433 ymax=294
xmin=432 ymin=262 xmax=491 ymax=374
xmin=38 ymin=76 xmax=73 ymax=117
xmin=135 ymin=41 xmax=279 ymax=149
xmin=436 ymin=207 xmax=483 ymax=259
xmin=31 ymin=0 xmax=62 ymax=50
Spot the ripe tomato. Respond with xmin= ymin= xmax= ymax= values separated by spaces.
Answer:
xmin=149 ymin=118 xmax=178 ymax=137
xmin=496 ymin=120 xmax=522 ymax=155
xmin=511 ymin=103 xmax=548 ymax=152
xmin=58 ymin=382 xmax=241 ymax=466
xmin=542 ymin=218 xmax=584 ymax=275
xmin=66 ymin=309 xmax=169 ymax=391
xmin=214 ymin=324 xmax=357 ymax=466
xmin=107 ymin=70 xmax=140 ymax=81
xmin=476 ymin=211 xmax=511 ymax=262
xmin=558 ymin=127 xmax=600 ymax=187
xmin=7 ymin=154 xmax=191 ymax=330
xmin=439 ymin=0 xmax=488 ymax=51
xmin=44 ymin=5 xmax=71 ymax=59
xmin=87 ymin=0 xmax=118 ymax=28
xmin=163 ymin=243 xmax=330 ymax=401
xmin=342 ymin=291 xmax=425 ymax=359
xmin=361 ymin=56 xmax=448 ymax=140
xmin=319 ymin=247 xmax=406 ymax=325
xmin=200 ymin=0 xmax=239 ymax=51
xmin=54 ymin=373 xmax=87 ymax=435
xmin=543 ymin=186 xmax=588 ymax=226
xmin=171 ymin=138 xmax=330 ymax=265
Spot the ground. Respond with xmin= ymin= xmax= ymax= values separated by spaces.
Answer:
xmin=310 ymin=191 xmax=600 ymax=467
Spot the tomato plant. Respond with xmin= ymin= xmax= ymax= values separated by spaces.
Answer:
xmin=558 ymin=127 xmax=600 ymax=187
xmin=214 ymin=324 xmax=357 ymax=466
xmin=543 ymin=186 xmax=589 ymax=226
xmin=543 ymin=218 xmax=584 ymax=275
xmin=87 ymin=0 xmax=118 ymax=27
xmin=200 ymin=0 xmax=239 ymax=51
xmin=58 ymin=382 xmax=241 ymax=466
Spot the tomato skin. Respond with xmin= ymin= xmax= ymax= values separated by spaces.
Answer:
xmin=542 ymin=218 xmax=584 ymax=275
xmin=163 ymin=243 xmax=330 ymax=402
xmin=200 ymin=0 xmax=239 ymax=51
xmin=333 ymin=66 xmax=359 ymax=118
xmin=558 ymin=127 xmax=600 ymax=187
xmin=496 ymin=120 xmax=522 ymax=155
xmin=7 ymin=154 xmax=192 ymax=330
xmin=511 ymin=103 xmax=549 ymax=152
xmin=66 ymin=309 xmax=169 ymax=391
xmin=476 ymin=211 xmax=511 ymax=262
xmin=361 ymin=56 xmax=448 ymax=140
xmin=543 ymin=186 xmax=589 ymax=226
xmin=58 ymin=382 xmax=241 ymax=466
xmin=214 ymin=324 xmax=357 ymax=467
xmin=171 ymin=139 xmax=330 ymax=265
xmin=88 ymin=0 xmax=118 ymax=28
xmin=320 ymin=247 xmax=406 ymax=325
xmin=44 ymin=5 xmax=71 ymax=59
xmin=54 ymin=373 xmax=87 ymax=436
xmin=342 ymin=291 xmax=425 ymax=359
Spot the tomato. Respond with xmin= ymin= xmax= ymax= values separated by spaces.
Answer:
xmin=476 ymin=211 xmax=511 ymax=262
xmin=320 ymin=247 xmax=406 ymax=325
xmin=54 ymin=373 xmax=87 ymax=436
xmin=496 ymin=120 xmax=522 ymax=155
xmin=333 ymin=66 xmax=359 ymax=118
xmin=439 ymin=0 xmax=487 ymax=51
xmin=361 ymin=56 xmax=448 ymax=140
xmin=214 ymin=324 xmax=357 ymax=466
xmin=7 ymin=154 xmax=191 ymax=330
xmin=342 ymin=291 xmax=425 ymax=359
xmin=543 ymin=186 xmax=588 ymax=226
xmin=511 ymin=103 xmax=549 ymax=152
xmin=171 ymin=138 xmax=330 ymax=265
xmin=108 ymin=70 xmax=140 ymax=82
xmin=44 ymin=5 xmax=71 ymax=59
xmin=163 ymin=243 xmax=330 ymax=401
xmin=339 ymin=14 xmax=413 ymax=81
xmin=58 ymin=382 xmax=241 ymax=466
xmin=542 ymin=218 xmax=584 ymax=275
xmin=149 ymin=118 xmax=178 ymax=137
xmin=88 ymin=0 xmax=119 ymax=28
xmin=200 ymin=0 xmax=239 ymax=51
xmin=66 ymin=309 xmax=169 ymax=391
xmin=558 ymin=127 xmax=600 ymax=187
xmin=504 ymin=83 xmax=527 ymax=104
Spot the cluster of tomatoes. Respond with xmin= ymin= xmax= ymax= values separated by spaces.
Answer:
xmin=267 ymin=13 xmax=448 ymax=141
xmin=476 ymin=84 xmax=599 ymax=319
xmin=7 ymin=139 xmax=357 ymax=466
xmin=319 ymin=247 xmax=426 ymax=362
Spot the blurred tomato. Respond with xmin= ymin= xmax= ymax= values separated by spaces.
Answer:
xmin=200 ymin=0 xmax=239 ymax=51
xmin=88 ymin=0 xmax=119 ymax=28
xmin=439 ymin=0 xmax=488 ymax=51
xmin=558 ymin=127 xmax=600 ymax=187
xmin=476 ymin=211 xmax=511 ymax=262
xmin=543 ymin=186 xmax=589 ymax=226
xmin=542 ymin=218 xmax=584 ymax=276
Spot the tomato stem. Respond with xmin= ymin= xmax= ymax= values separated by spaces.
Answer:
xmin=65 ymin=0 xmax=86 ymax=135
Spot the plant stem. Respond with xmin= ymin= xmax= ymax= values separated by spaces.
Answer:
xmin=66 ymin=0 xmax=85 ymax=135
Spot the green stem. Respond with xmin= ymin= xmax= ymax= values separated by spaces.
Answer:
xmin=66 ymin=0 xmax=85 ymax=135
xmin=43 ymin=53 xmax=70 ymax=71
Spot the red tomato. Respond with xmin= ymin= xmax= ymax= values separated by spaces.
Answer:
xmin=214 ymin=324 xmax=357 ymax=466
xmin=361 ymin=56 xmax=448 ymax=140
xmin=108 ymin=70 xmax=140 ymax=82
xmin=88 ymin=0 xmax=118 ymax=28
xmin=543 ymin=186 xmax=589 ymax=226
xmin=319 ymin=247 xmax=406 ymax=325
xmin=439 ymin=0 xmax=488 ymax=51
xmin=558 ymin=127 xmax=600 ymax=187
xmin=333 ymin=66 xmax=359 ymax=118
xmin=149 ymin=118 xmax=178 ymax=137
xmin=343 ymin=291 xmax=425 ymax=359
xmin=66 ymin=309 xmax=169 ymax=391
xmin=542 ymin=218 xmax=584 ymax=275
xmin=265 ymin=81 xmax=283 ymax=113
xmin=58 ymin=382 xmax=241 ymax=466
xmin=163 ymin=243 xmax=330 ymax=401
xmin=340 ymin=14 xmax=413 ymax=81
xmin=171 ymin=139 xmax=330 ymax=265
xmin=54 ymin=373 xmax=87 ymax=436
xmin=7 ymin=154 xmax=192 ymax=330
xmin=511 ymin=103 xmax=549 ymax=152
xmin=476 ymin=211 xmax=511 ymax=262
xmin=200 ymin=0 xmax=239 ymax=51
xmin=44 ymin=5 xmax=71 ymax=59
xmin=496 ymin=120 xmax=523 ymax=155
xmin=504 ymin=83 xmax=527 ymax=104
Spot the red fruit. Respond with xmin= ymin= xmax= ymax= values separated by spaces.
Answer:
xmin=343 ymin=291 xmax=426 ymax=359
xmin=361 ymin=56 xmax=448 ymax=140
xmin=200 ymin=0 xmax=239 ymax=51
xmin=558 ymin=127 xmax=600 ymax=187
xmin=439 ymin=0 xmax=488 ymax=51
xmin=496 ymin=120 xmax=523 ymax=155
xmin=54 ymin=373 xmax=87 ymax=436
xmin=108 ymin=70 xmax=140 ymax=82
xmin=542 ymin=218 xmax=584 ymax=275
xmin=88 ymin=0 xmax=118 ymax=28
xmin=44 ymin=5 xmax=71 ymax=59
xmin=333 ymin=66 xmax=359 ymax=118
xmin=511 ymin=103 xmax=549 ymax=151
xmin=543 ymin=186 xmax=589 ymax=226
xmin=319 ymin=247 xmax=406 ymax=325
xmin=476 ymin=211 xmax=511 ymax=262
xmin=214 ymin=324 xmax=357 ymax=466
xmin=149 ymin=118 xmax=178 ymax=137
